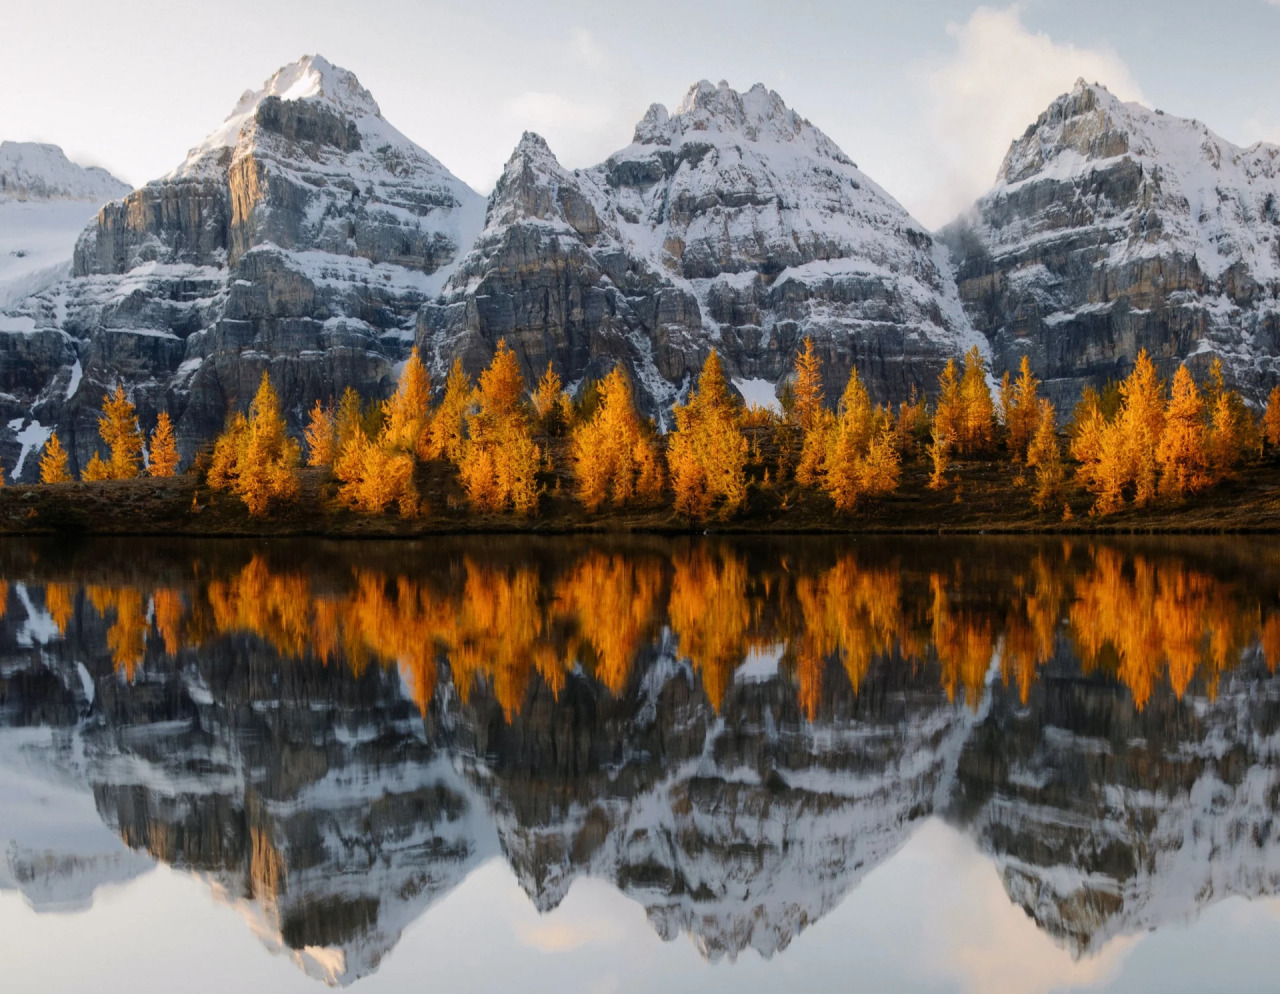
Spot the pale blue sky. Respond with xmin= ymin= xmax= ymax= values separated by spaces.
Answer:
xmin=2 ymin=0 xmax=1276 ymax=227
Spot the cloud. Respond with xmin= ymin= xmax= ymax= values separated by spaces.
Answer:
xmin=908 ymin=5 xmax=1145 ymax=228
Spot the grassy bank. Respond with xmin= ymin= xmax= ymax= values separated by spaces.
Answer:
xmin=6 ymin=452 xmax=1280 ymax=538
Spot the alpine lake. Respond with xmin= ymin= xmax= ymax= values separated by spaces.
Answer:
xmin=4 ymin=534 xmax=1280 ymax=993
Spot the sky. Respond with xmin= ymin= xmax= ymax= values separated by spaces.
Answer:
xmin=8 ymin=819 xmax=1280 ymax=994
xmin=1 ymin=0 xmax=1278 ymax=229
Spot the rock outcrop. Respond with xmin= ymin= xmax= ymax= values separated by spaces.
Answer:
xmin=0 ymin=56 xmax=483 ymax=480
xmin=943 ymin=80 xmax=1280 ymax=408
xmin=423 ymin=80 xmax=980 ymax=419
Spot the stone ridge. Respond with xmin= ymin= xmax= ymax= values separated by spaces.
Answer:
xmin=944 ymin=79 xmax=1280 ymax=410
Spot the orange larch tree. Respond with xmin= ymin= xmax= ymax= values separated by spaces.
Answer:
xmin=1157 ymin=365 xmax=1209 ymax=498
xmin=570 ymin=366 xmax=663 ymax=512
xmin=530 ymin=361 xmax=572 ymax=436
xmin=39 ymin=432 xmax=72 ymax=483
xmin=1025 ymin=399 xmax=1064 ymax=512
xmin=932 ymin=358 xmax=963 ymax=452
xmin=958 ymin=345 xmax=995 ymax=455
xmin=207 ymin=371 xmax=301 ymax=516
xmin=148 ymin=411 xmax=180 ymax=478
xmin=90 ymin=383 xmax=144 ymax=479
xmin=1002 ymin=355 xmax=1041 ymax=461
xmin=426 ymin=358 xmax=473 ymax=462
xmin=456 ymin=339 xmax=541 ymax=514
xmin=820 ymin=366 xmax=900 ymax=512
xmin=666 ymin=349 xmax=748 ymax=521
xmin=304 ymin=399 xmax=337 ymax=467
xmin=1264 ymin=385 xmax=1280 ymax=453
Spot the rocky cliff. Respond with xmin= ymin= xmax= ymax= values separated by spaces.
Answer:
xmin=943 ymin=80 xmax=1280 ymax=408
xmin=0 ymin=56 xmax=484 ymax=480
xmin=422 ymin=80 xmax=980 ymax=419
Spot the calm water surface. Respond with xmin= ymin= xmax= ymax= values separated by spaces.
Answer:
xmin=3 ymin=535 xmax=1280 ymax=993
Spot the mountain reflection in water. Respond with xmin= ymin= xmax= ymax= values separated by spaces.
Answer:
xmin=2 ymin=536 xmax=1280 ymax=987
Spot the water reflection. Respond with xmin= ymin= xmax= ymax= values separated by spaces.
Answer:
xmin=2 ymin=536 xmax=1280 ymax=985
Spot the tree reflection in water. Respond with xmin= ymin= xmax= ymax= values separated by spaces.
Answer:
xmin=3 ymin=536 xmax=1280 ymax=983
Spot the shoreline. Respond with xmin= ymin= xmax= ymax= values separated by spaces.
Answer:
xmin=5 ymin=461 xmax=1280 ymax=539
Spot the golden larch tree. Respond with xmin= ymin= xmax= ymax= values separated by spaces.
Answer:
xmin=336 ymin=352 xmax=426 ymax=516
xmin=530 ymin=361 xmax=571 ymax=436
xmin=1025 ymin=399 xmax=1064 ymax=512
xmin=933 ymin=358 xmax=963 ymax=451
xmin=1002 ymin=356 xmax=1041 ymax=461
xmin=456 ymin=339 xmax=541 ymax=514
xmin=571 ymin=366 xmax=663 ymax=512
xmin=667 ymin=350 xmax=748 ymax=520
xmin=39 ymin=432 xmax=72 ymax=483
xmin=427 ymin=358 xmax=473 ymax=462
xmin=790 ymin=336 xmax=826 ymax=434
xmin=381 ymin=347 xmax=432 ymax=453
xmin=96 ymin=383 xmax=144 ymax=479
xmin=1264 ymin=385 xmax=1280 ymax=452
xmin=820 ymin=366 xmax=900 ymax=511
xmin=304 ymin=399 xmax=337 ymax=467
xmin=207 ymin=371 xmax=301 ymax=516
xmin=148 ymin=411 xmax=180 ymax=478
xmin=1157 ymin=365 xmax=1209 ymax=498
xmin=1119 ymin=349 xmax=1165 ymax=507
xmin=958 ymin=345 xmax=995 ymax=454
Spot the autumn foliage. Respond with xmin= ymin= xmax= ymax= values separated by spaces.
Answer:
xmin=207 ymin=371 xmax=301 ymax=516
xmin=456 ymin=339 xmax=541 ymax=515
xmin=39 ymin=432 xmax=72 ymax=484
xmin=148 ymin=411 xmax=180 ymax=478
xmin=667 ymin=350 xmax=747 ymax=520
xmin=571 ymin=366 xmax=662 ymax=512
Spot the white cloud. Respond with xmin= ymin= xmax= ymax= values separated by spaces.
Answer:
xmin=906 ymin=4 xmax=1145 ymax=228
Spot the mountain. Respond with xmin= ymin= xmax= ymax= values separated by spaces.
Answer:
xmin=0 ymin=142 xmax=130 ymax=309
xmin=943 ymin=80 xmax=1280 ymax=407
xmin=423 ymin=80 xmax=980 ymax=418
xmin=0 ymin=55 xmax=484 ymax=481
xmin=951 ymin=644 xmax=1280 ymax=955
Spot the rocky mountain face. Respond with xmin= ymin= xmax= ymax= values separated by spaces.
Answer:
xmin=6 ymin=536 xmax=1280 ymax=979
xmin=951 ymin=643 xmax=1280 ymax=954
xmin=0 ymin=142 xmax=130 ymax=310
xmin=423 ymin=80 xmax=979 ymax=419
xmin=457 ymin=639 xmax=973 ymax=961
xmin=944 ymin=80 xmax=1280 ymax=407
xmin=0 ymin=56 xmax=484 ymax=480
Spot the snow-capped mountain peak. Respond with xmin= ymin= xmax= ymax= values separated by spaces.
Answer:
xmin=0 ymin=141 xmax=129 ymax=204
xmin=170 ymin=54 xmax=393 ymax=180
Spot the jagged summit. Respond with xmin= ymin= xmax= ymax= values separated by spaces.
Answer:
xmin=630 ymin=79 xmax=854 ymax=166
xmin=946 ymin=78 xmax=1280 ymax=411
xmin=0 ymin=141 xmax=129 ymax=203
xmin=176 ymin=54 xmax=380 ymax=173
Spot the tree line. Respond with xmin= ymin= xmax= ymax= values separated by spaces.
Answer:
xmin=4 ymin=338 xmax=1277 ymax=521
